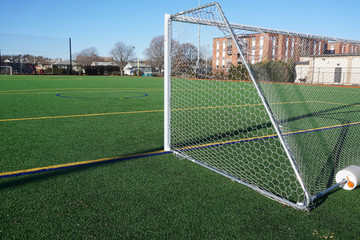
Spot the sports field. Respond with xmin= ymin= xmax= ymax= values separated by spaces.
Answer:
xmin=1 ymin=75 xmax=360 ymax=239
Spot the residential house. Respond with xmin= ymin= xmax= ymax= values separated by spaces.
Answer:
xmin=124 ymin=62 xmax=152 ymax=75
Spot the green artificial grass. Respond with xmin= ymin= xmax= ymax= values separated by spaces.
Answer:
xmin=0 ymin=75 xmax=164 ymax=172
xmin=0 ymin=75 xmax=360 ymax=239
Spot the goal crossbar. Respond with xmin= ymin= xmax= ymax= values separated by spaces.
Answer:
xmin=172 ymin=15 xmax=360 ymax=44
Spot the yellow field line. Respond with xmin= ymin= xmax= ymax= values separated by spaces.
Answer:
xmin=0 ymin=150 xmax=167 ymax=178
xmin=1 ymin=101 xmax=309 ymax=122
xmin=285 ymin=120 xmax=360 ymax=135
xmin=0 ymin=110 xmax=164 ymax=122
xmin=0 ymin=87 xmax=164 ymax=93
xmin=3 ymin=119 xmax=360 ymax=178
xmin=2 ymin=118 xmax=360 ymax=178
xmin=173 ymin=101 xmax=309 ymax=111
xmin=0 ymin=89 xmax=163 ymax=95
xmin=309 ymin=100 xmax=360 ymax=107
xmin=178 ymin=134 xmax=279 ymax=150
xmin=178 ymin=120 xmax=360 ymax=151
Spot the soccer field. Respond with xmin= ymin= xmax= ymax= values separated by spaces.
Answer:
xmin=1 ymin=75 xmax=360 ymax=239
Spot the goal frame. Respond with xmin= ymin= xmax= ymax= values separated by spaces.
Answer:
xmin=164 ymin=2 xmax=360 ymax=211
xmin=164 ymin=2 xmax=310 ymax=210
xmin=0 ymin=66 xmax=13 ymax=75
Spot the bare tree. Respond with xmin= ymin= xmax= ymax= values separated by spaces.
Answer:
xmin=109 ymin=42 xmax=135 ymax=75
xmin=144 ymin=35 xmax=164 ymax=75
xmin=75 ymin=47 xmax=100 ymax=66
xmin=173 ymin=42 xmax=198 ymax=73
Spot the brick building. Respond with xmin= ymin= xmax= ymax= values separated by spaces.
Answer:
xmin=212 ymin=33 xmax=360 ymax=75
xmin=327 ymin=42 xmax=360 ymax=54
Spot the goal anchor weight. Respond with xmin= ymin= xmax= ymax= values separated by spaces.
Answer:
xmin=310 ymin=165 xmax=360 ymax=204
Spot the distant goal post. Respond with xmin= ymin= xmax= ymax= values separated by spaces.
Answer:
xmin=0 ymin=66 xmax=13 ymax=75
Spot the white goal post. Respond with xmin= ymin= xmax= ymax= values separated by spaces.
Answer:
xmin=0 ymin=66 xmax=13 ymax=75
xmin=164 ymin=3 xmax=360 ymax=210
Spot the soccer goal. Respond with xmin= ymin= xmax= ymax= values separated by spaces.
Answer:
xmin=164 ymin=3 xmax=360 ymax=210
xmin=0 ymin=66 xmax=12 ymax=75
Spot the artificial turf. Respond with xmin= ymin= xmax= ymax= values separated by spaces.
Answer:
xmin=1 ymin=75 xmax=360 ymax=239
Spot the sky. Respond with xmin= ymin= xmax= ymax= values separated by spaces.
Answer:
xmin=1 ymin=0 xmax=359 ymax=60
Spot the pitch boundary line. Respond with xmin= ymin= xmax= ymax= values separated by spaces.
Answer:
xmin=0 ymin=89 xmax=163 ymax=95
xmin=0 ymin=87 xmax=164 ymax=93
xmin=180 ymin=120 xmax=360 ymax=150
xmin=0 ymin=101 xmax=309 ymax=122
xmin=0 ymin=150 xmax=168 ymax=179
xmin=1 ymin=120 xmax=360 ymax=179
xmin=0 ymin=109 xmax=164 ymax=122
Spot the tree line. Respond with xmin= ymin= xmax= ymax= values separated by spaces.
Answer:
xmin=76 ymin=35 xmax=205 ymax=76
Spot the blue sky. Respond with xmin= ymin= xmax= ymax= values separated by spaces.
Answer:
xmin=1 ymin=0 xmax=359 ymax=59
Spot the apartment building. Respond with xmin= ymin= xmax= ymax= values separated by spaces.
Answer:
xmin=212 ymin=33 xmax=359 ymax=75
xmin=327 ymin=42 xmax=360 ymax=54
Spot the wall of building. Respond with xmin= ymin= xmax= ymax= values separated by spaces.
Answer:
xmin=350 ymin=57 xmax=360 ymax=85
xmin=310 ymin=57 xmax=349 ymax=85
xmin=296 ymin=55 xmax=360 ymax=85
xmin=295 ymin=63 xmax=309 ymax=83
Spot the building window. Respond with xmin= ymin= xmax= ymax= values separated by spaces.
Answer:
xmin=227 ymin=39 xmax=232 ymax=47
xmin=318 ymin=42 xmax=321 ymax=55
xmin=216 ymin=59 xmax=219 ymax=69
xmin=222 ymin=40 xmax=226 ymax=58
xmin=351 ymin=46 xmax=354 ymax=53
xmin=323 ymin=42 xmax=328 ymax=54
xmin=341 ymin=45 xmax=345 ymax=53
xmin=313 ymin=41 xmax=317 ymax=55
xmin=222 ymin=59 xmax=225 ymax=68
xmin=285 ymin=37 xmax=289 ymax=61
xmin=242 ymin=38 xmax=247 ymax=50
xmin=251 ymin=37 xmax=256 ymax=64
xmin=227 ymin=39 xmax=232 ymax=55
xmin=272 ymin=36 xmax=276 ymax=60
xmin=301 ymin=39 xmax=310 ymax=57
xmin=259 ymin=36 xmax=264 ymax=62
xmin=291 ymin=37 xmax=295 ymax=57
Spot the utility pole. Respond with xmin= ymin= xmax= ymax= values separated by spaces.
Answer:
xmin=137 ymin=57 xmax=140 ymax=76
xmin=69 ymin=38 xmax=72 ymax=75
xmin=19 ymin=54 xmax=22 ymax=74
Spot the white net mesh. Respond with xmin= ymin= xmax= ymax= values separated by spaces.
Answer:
xmin=166 ymin=3 xmax=360 ymax=209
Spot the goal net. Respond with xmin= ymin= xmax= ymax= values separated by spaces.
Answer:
xmin=0 ymin=66 xmax=12 ymax=75
xmin=164 ymin=3 xmax=360 ymax=210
